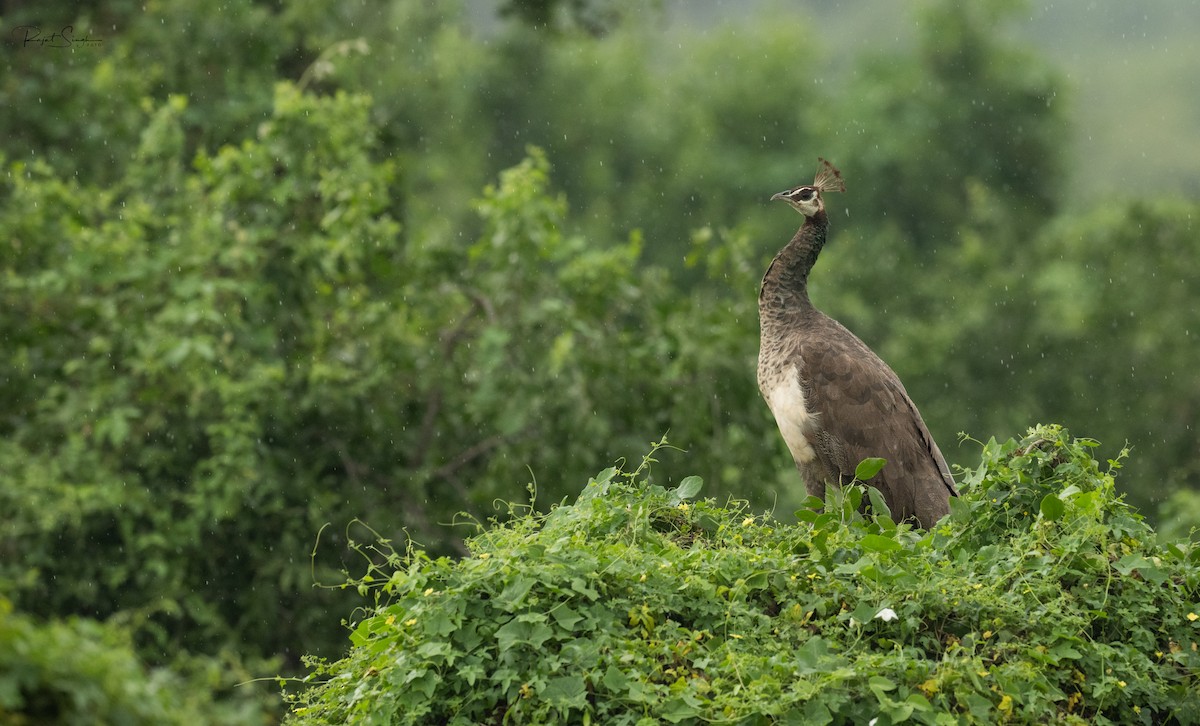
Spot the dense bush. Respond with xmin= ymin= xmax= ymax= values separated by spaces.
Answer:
xmin=0 ymin=85 xmax=401 ymax=679
xmin=0 ymin=597 xmax=247 ymax=725
xmin=285 ymin=425 xmax=1200 ymax=724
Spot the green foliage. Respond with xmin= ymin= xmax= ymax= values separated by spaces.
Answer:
xmin=0 ymin=84 xmax=401 ymax=690
xmin=0 ymin=0 xmax=297 ymax=186
xmin=0 ymin=85 xmax=778 ymax=693
xmin=832 ymin=0 xmax=1067 ymax=251
xmin=285 ymin=426 xmax=1200 ymax=724
xmin=948 ymin=431 xmax=1129 ymax=545
xmin=0 ymin=597 xmax=251 ymax=725
xmin=1158 ymin=491 xmax=1200 ymax=544
xmin=496 ymin=0 xmax=625 ymax=35
xmin=2 ymin=0 xmax=1199 ymax=717
xmin=854 ymin=457 xmax=889 ymax=482
xmin=332 ymin=3 xmax=832 ymax=272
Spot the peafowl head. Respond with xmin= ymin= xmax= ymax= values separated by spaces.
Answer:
xmin=770 ymin=158 xmax=845 ymax=218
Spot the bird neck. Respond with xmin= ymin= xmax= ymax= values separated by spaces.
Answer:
xmin=759 ymin=211 xmax=828 ymax=313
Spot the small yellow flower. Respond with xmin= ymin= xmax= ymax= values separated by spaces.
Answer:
xmin=1187 ymin=612 xmax=1198 ymax=622
xmin=385 ymin=615 xmax=396 ymax=625
xmin=479 ymin=552 xmax=491 ymax=559
xmin=1134 ymin=706 xmax=1142 ymax=714
xmin=423 ymin=588 xmax=434 ymax=596
xmin=982 ymin=630 xmax=993 ymax=640
xmin=404 ymin=618 xmax=417 ymax=626
xmin=639 ymin=573 xmax=647 ymax=582
xmin=678 ymin=502 xmax=690 ymax=512
xmin=1117 ymin=680 xmax=1127 ymax=688
xmin=741 ymin=517 xmax=755 ymax=527
xmin=998 ymin=694 xmax=1013 ymax=714
xmin=730 ymin=634 xmax=743 ymax=639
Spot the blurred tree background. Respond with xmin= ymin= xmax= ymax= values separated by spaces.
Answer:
xmin=2 ymin=0 xmax=1198 ymax=719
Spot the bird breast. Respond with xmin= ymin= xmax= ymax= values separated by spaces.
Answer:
xmin=760 ymin=363 xmax=818 ymax=465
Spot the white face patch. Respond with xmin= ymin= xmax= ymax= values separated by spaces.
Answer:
xmin=764 ymin=365 xmax=817 ymax=464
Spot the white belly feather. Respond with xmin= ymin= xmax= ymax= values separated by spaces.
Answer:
xmin=763 ymin=365 xmax=817 ymax=464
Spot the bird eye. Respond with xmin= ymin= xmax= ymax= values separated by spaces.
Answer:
xmin=793 ymin=188 xmax=815 ymax=202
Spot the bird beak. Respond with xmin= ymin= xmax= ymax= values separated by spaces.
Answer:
xmin=770 ymin=191 xmax=787 ymax=201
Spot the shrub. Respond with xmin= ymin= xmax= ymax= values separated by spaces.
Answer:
xmin=0 ymin=597 xmax=252 ymax=725
xmin=284 ymin=425 xmax=1200 ymax=724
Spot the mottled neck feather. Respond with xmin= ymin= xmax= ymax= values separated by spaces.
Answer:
xmin=759 ymin=210 xmax=828 ymax=315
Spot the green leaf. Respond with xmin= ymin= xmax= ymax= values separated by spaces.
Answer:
xmin=838 ymin=485 xmax=864 ymax=519
xmin=866 ymin=486 xmax=893 ymax=520
xmin=551 ymin=605 xmax=583 ymax=630
xmin=868 ymin=675 xmax=897 ymax=697
xmin=427 ymin=608 xmax=457 ymax=636
xmin=794 ymin=636 xmax=830 ymax=673
xmin=497 ymin=576 xmax=536 ymax=609
xmin=854 ymin=457 xmax=887 ymax=481
xmin=860 ymin=533 xmax=902 ymax=553
xmin=743 ymin=571 xmax=769 ymax=590
xmin=800 ymin=495 xmax=825 ymax=512
xmin=800 ymin=701 xmax=833 ymax=726
xmin=1039 ymin=493 xmax=1065 ymax=521
xmin=415 ymin=640 xmax=452 ymax=661
xmin=570 ymin=577 xmax=600 ymax=601
xmin=883 ymin=700 xmax=916 ymax=722
xmin=1049 ymin=642 xmax=1083 ymax=662
xmin=794 ymin=508 xmax=820 ymax=523
xmin=905 ymin=692 xmax=934 ymax=713
xmin=542 ymin=675 xmax=587 ymax=708
xmin=601 ymin=665 xmax=629 ymax=692
xmin=580 ymin=467 xmax=618 ymax=500
xmin=660 ymin=696 xmax=701 ymax=723
xmin=835 ymin=557 xmax=872 ymax=576
xmin=494 ymin=618 xmax=554 ymax=652
xmin=671 ymin=476 xmax=703 ymax=502
xmin=850 ymin=601 xmax=880 ymax=625
xmin=947 ymin=494 xmax=975 ymax=522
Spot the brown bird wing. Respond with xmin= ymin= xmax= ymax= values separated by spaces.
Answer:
xmin=799 ymin=322 xmax=957 ymax=525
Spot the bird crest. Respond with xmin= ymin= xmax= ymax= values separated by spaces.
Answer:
xmin=811 ymin=158 xmax=845 ymax=194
